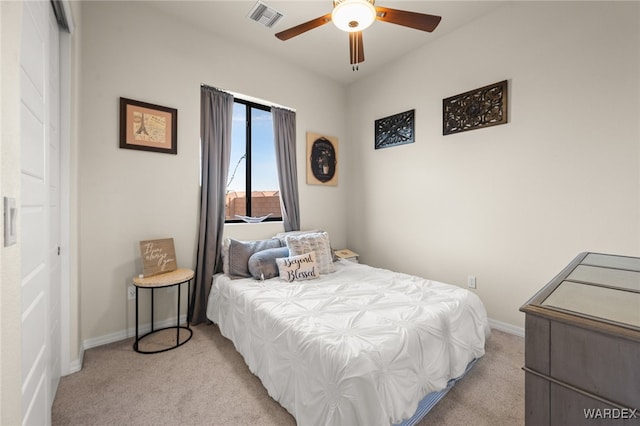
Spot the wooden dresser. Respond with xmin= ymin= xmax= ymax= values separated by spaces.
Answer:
xmin=520 ymin=252 xmax=640 ymax=425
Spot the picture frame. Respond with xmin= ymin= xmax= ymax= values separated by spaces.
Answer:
xmin=306 ymin=132 xmax=338 ymax=186
xmin=374 ymin=109 xmax=415 ymax=149
xmin=443 ymin=80 xmax=508 ymax=135
xmin=119 ymin=97 xmax=178 ymax=154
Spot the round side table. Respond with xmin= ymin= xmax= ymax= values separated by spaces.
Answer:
xmin=132 ymin=268 xmax=194 ymax=354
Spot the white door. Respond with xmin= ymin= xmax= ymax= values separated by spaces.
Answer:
xmin=20 ymin=1 xmax=62 ymax=424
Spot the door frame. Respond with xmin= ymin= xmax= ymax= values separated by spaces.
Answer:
xmin=54 ymin=0 xmax=75 ymax=376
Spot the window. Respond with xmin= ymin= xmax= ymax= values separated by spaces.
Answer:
xmin=226 ymin=98 xmax=282 ymax=222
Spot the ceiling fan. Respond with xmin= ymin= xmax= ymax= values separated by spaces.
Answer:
xmin=274 ymin=0 xmax=441 ymax=70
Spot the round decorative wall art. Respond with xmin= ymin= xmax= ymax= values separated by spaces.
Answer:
xmin=306 ymin=132 xmax=338 ymax=186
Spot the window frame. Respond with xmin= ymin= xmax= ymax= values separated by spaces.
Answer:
xmin=225 ymin=98 xmax=282 ymax=224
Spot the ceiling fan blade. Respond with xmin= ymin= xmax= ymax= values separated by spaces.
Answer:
xmin=349 ymin=31 xmax=365 ymax=66
xmin=375 ymin=7 xmax=442 ymax=32
xmin=275 ymin=13 xmax=332 ymax=41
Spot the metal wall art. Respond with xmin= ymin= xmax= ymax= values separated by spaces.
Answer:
xmin=443 ymin=80 xmax=508 ymax=135
xmin=374 ymin=109 xmax=415 ymax=149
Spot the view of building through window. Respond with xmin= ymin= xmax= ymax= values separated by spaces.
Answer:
xmin=226 ymin=99 xmax=282 ymax=221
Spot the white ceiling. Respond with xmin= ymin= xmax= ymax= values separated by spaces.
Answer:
xmin=150 ymin=1 xmax=505 ymax=85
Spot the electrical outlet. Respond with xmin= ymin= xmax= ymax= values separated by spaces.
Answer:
xmin=127 ymin=286 xmax=136 ymax=300
xmin=467 ymin=275 xmax=477 ymax=289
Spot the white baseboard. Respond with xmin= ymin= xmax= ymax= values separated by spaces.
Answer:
xmin=66 ymin=348 xmax=84 ymax=375
xmin=489 ymin=317 xmax=524 ymax=337
xmin=63 ymin=314 xmax=189 ymax=375
xmin=83 ymin=314 xmax=188 ymax=350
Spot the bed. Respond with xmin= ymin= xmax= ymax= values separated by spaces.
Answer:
xmin=206 ymin=232 xmax=489 ymax=425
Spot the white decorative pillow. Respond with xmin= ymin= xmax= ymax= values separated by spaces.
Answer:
xmin=285 ymin=231 xmax=335 ymax=274
xmin=222 ymin=238 xmax=231 ymax=275
xmin=273 ymin=229 xmax=323 ymax=245
xmin=276 ymin=252 xmax=319 ymax=282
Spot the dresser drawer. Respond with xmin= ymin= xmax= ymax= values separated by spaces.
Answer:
xmin=550 ymin=321 xmax=640 ymax=409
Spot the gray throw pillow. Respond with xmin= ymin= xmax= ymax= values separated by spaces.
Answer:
xmin=227 ymin=238 xmax=282 ymax=279
xmin=248 ymin=247 xmax=290 ymax=280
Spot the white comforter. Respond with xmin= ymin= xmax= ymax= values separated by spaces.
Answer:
xmin=207 ymin=260 xmax=489 ymax=426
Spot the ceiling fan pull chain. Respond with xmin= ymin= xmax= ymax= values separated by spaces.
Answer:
xmin=351 ymin=32 xmax=355 ymax=71
xmin=350 ymin=32 xmax=359 ymax=71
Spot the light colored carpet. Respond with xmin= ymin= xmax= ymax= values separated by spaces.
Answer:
xmin=52 ymin=324 xmax=524 ymax=425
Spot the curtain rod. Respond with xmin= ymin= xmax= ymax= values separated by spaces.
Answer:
xmin=200 ymin=84 xmax=229 ymax=94
xmin=200 ymin=84 xmax=296 ymax=112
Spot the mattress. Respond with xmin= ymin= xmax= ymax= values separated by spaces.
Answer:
xmin=207 ymin=260 xmax=489 ymax=425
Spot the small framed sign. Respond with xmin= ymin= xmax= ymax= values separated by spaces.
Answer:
xmin=139 ymin=238 xmax=177 ymax=277
xmin=120 ymin=97 xmax=178 ymax=154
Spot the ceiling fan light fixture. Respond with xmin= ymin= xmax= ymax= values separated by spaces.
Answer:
xmin=332 ymin=0 xmax=376 ymax=32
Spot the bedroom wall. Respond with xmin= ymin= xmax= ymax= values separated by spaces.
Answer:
xmin=78 ymin=1 xmax=348 ymax=344
xmin=346 ymin=1 xmax=640 ymax=331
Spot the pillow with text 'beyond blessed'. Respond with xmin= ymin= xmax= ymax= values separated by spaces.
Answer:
xmin=276 ymin=251 xmax=319 ymax=282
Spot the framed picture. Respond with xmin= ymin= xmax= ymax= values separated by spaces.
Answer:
xmin=119 ymin=97 xmax=178 ymax=154
xmin=375 ymin=109 xmax=415 ymax=149
xmin=306 ymin=132 xmax=338 ymax=186
xmin=443 ymin=80 xmax=508 ymax=135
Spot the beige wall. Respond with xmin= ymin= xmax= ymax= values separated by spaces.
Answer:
xmin=78 ymin=1 xmax=349 ymax=344
xmin=77 ymin=0 xmax=640 ymax=348
xmin=0 ymin=1 xmax=23 ymax=424
xmin=346 ymin=1 xmax=640 ymax=330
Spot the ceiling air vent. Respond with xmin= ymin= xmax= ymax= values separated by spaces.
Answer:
xmin=247 ymin=1 xmax=284 ymax=28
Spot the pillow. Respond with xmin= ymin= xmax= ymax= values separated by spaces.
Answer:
xmin=276 ymin=252 xmax=319 ymax=282
xmin=227 ymin=238 xmax=282 ymax=279
xmin=248 ymin=247 xmax=289 ymax=280
xmin=285 ymin=231 xmax=335 ymax=274
xmin=273 ymin=229 xmax=323 ymax=245
xmin=222 ymin=238 xmax=231 ymax=275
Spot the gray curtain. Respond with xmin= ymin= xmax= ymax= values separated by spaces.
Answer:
xmin=272 ymin=107 xmax=300 ymax=232
xmin=191 ymin=86 xmax=234 ymax=325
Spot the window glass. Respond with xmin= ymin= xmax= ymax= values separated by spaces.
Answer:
xmin=226 ymin=100 xmax=281 ymax=222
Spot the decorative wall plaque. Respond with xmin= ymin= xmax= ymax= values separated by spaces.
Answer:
xmin=443 ymin=80 xmax=508 ymax=135
xmin=306 ymin=132 xmax=338 ymax=186
xmin=375 ymin=109 xmax=415 ymax=149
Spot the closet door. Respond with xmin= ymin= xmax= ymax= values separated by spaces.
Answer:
xmin=20 ymin=1 xmax=62 ymax=424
